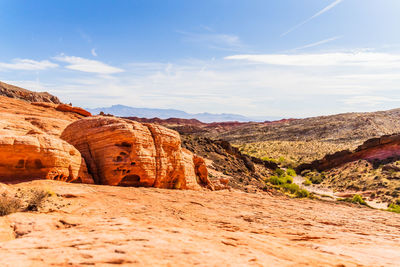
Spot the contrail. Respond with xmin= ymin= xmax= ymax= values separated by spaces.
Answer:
xmin=292 ymin=35 xmax=343 ymax=51
xmin=281 ymin=0 xmax=344 ymax=37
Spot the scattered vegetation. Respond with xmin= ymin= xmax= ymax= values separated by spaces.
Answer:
xmin=0 ymin=188 xmax=51 ymax=216
xmin=302 ymin=179 xmax=312 ymax=186
xmin=286 ymin=168 xmax=296 ymax=177
xmin=238 ymin=140 xmax=353 ymax=167
xmin=265 ymin=168 xmax=310 ymax=198
xmin=303 ymin=171 xmax=324 ymax=184
xmin=339 ymin=194 xmax=368 ymax=206
xmin=388 ymin=203 xmax=400 ymax=213
xmin=0 ymin=193 xmax=23 ymax=216
xmin=387 ymin=199 xmax=400 ymax=213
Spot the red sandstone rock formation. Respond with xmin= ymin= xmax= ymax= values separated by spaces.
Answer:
xmin=297 ymin=134 xmax=400 ymax=172
xmin=31 ymin=102 xmax=92 ymax=117
xmin=0 ymin=133 xmax=93 ymax=183
xmin=61 ymin=116 xmax=211 ymax=189
xmin=55 ymin=104 xmax=92 ymax=117
xmin=0 ymin=96 xmax=94 ymax=184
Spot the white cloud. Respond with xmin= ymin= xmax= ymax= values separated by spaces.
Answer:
xmin=343 ymin=96 xmax=400 ymax=106
xmin=91 ymin=48 xmax=98 ymax=57
xmin=281 ymin=0 xmax=344 ymax=36
xmin=54 ymin=55 xmax=124 ymax=74
xmin=0 ymin=59 xmax=58 ymax=71
xmin=225 ymin=51 xmax=400 ymax=68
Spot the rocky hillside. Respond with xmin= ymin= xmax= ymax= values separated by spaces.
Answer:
xmin=0 ymin=81 xmax=61 ymax=104
xmin=296 ymin=134 xmax=400 ymax=203
xmin=216 ymin=109 xmax=400 ymax=145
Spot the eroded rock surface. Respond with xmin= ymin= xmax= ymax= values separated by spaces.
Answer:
xmin=0 ymin=96 xmax=94 ymax=184
xmin=0 ymin=133 xmax=93 ymax=183
xmin=61 ymin=116 xmax=210 ymax=189
xmin=0 ymin=81 xmax=60 ymax=104
xmin=0 ymin=180 xmax=399 ymax=266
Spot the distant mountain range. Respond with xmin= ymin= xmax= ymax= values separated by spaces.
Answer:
xmin=86 ymin=105 xmax=276 ymax=123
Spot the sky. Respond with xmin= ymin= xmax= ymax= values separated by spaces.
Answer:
xmin=1 ymin=0 xmax=400 ymax=118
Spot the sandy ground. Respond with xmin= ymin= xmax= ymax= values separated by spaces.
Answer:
xmin=0 ymin=180 xmax=399 ymax=267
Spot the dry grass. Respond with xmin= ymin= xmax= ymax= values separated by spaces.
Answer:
xmin=0 ymin=188 xmax=50 ymax=216
xmin=0 ymin=193 xmax=23 ymax=216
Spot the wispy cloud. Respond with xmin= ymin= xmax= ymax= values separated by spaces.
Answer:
xmin=54 ymin=55 xmax=124 ymax=74
xmin=281 ymin=0 xmax=344 ymax=36
xmin=91 ymin=48 xmax=98 ymax=57
xmin=292 ymin=36 xmax=343 ymax=51
xmin=177 ymin=29 xmax=243 ymax=51
xmin=225 ymin=51 xmax=400 ymax=67
xmin=343 ymin=96 xmax=400 ymax=106
xmin=0 ymin=59 xmax=58 ymax=71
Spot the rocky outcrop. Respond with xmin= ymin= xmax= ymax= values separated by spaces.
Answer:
xmin=61 ymin=116 xmax=211 ymax=189
xmin=55 ymin=104 xmax=92 ymax=117
xmin=31 ymin=102 xmax=92 ymax=117
xmin=0 ymin=133 xmax=93 ymax=183
xmin=297 ymin=134 xmax=400 ymax=172
xmin=0 ymin=81 xmax=61 ymax=104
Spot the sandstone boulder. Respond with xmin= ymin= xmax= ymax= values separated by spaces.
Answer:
xmin=0 ymin=133 xmax=93 ymax=184
xmin=61 ymin=116 xmax=210 ymax=189
xmin=56 ymin=104 xmax=92 ymax=117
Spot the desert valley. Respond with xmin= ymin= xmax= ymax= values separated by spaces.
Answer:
xmin=0 ymin=81 xmax=399 ymax=266
xmin=1 ymin=1 xmax=400 ymax=266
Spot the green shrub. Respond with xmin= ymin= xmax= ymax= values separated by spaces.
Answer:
xmin=284 ymin=175 xmax=293 ymax=184
xmin=275 ymin=168 xmax=285 ymax=177
xmin=286 ymin=168 xmax=296 ymax=177
xmin=351 ymin=194 xmax=367 ymax=205
xmin=268 ymin=176 xmax=285 ymax=185
xmin=388 ymin=203 xmax=400 ymax=213
xmin=302 ymin=179 xmax=312 ymax=186
xmin=296 ymin=189 xmax=310 ymax=198
xmin=309 ymin=175 xmax=323 ymax=184
xmin=282 ymin=183 xmax=300 ymax=194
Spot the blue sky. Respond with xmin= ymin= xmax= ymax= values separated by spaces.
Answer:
xmin=1 ymin=0 xmax=400 ymax=118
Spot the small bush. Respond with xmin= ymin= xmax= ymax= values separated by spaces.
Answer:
xmin=286 ymin=168 xmax=296 ymax=177
xmin=269 ymin=176 xmax=285 ymax=185
xmin=388 ymin=203 xmax=400 ymax=213
xmin=296 ymin=189 xmax=310 ymax=198
xmin=0 ymin=194 xmax=22 ymax=216
xmin=282 ymin=183 xmax=300 ymax=194
xmin=275 ymin=168 xmax=285 ymax=177
xmin=309 ymin=175 xmax=323 ymax=184
xmin=302 ymin=179 xmax=312 ymax=186
xmin=284 ymin=175 xmax=293 ymax=184
xmin=26 ymin=189 xmax=49 ymax=211
xmin=351 ymin=194 xmax=367 ymax=205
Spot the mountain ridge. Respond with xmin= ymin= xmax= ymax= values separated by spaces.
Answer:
xmin=86 ymin=104 xmax=278 ymax=123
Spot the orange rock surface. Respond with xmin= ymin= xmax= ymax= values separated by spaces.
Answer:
xmin=0 ymin=96 xmax=93 ymax=183
xmin=0 ymin=180 xmax=399 ymax=266
xmin=55 ymin=104 xmax=92 ymax=117
xmin=61 ymin=116 xmax=210 ymax=189
xmin=0 ymin=133 xmax=93 ymax=183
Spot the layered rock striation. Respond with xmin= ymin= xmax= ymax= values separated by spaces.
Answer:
xmin=0 ymin=132 xmax=93 ymax=183
xmin=61 ymin=116 xmax=211 ymax=189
